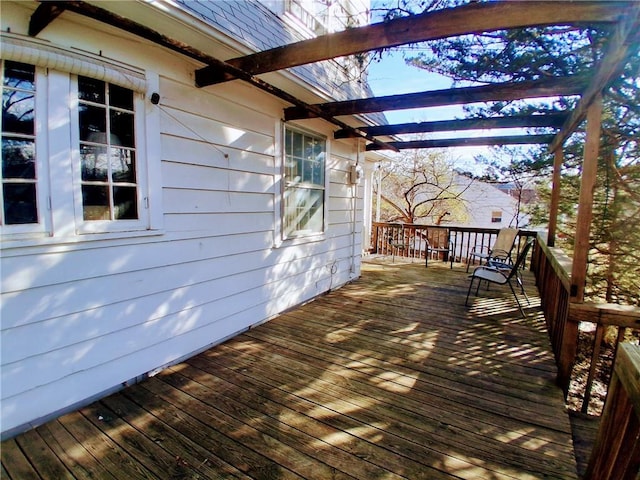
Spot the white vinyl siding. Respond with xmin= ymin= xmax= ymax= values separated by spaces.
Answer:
xmin=0 ymin=8 xmax=364 ymax=439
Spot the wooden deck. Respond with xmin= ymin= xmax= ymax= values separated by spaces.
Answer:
xmin=1 ymin=258 xmax=578 ymax=479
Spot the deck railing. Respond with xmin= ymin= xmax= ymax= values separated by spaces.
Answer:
xmin=370 ymin=222 xmax=537 ymax=266
xmin=371 ymin=222 xmax=640 ymax=469
xmin=584 ymin=343 xmax=640 ymax=479
xmin=530 ymin=239 xmax=575 ymax=395
xmin=531 ymin=237 xmax=640 ymax=415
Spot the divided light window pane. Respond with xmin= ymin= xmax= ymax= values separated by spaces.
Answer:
xmin=78 ymin=76 xmax=138 ymax=221
xmin=1 ymin=61 xmax=38 ymax=225
xmin=283 ymin=127 xmax=325 ymax=237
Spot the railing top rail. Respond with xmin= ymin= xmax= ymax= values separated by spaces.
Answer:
xmin=570 ymin=303 xmax=640 ymax=328
xmin=372 ymin=222 xmax=538 ymax=237
xmin=535 ymin=234 xmax=573 ymax=292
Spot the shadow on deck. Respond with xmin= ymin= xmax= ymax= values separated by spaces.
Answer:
xmin=1 ymin=258 xmax=578 ymax=479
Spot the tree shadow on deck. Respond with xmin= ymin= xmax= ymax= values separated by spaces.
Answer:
xmin=1 ymin=259 xmax=579 ymax=479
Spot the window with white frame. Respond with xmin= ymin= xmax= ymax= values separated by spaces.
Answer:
xmin=77 ymin=76 xmax=139 ymax=222
xmin=491 ymin=210 xmax=503 ymax=223
xmin=0 ymin=48 xmax=153 ymax=241
xmin=1 ymin=61 xmax=39 ymax=230
xmin=283 ymin=127 xmax=326 ymax=238
xmin=285 ymin=0 xmax=330 ymax=35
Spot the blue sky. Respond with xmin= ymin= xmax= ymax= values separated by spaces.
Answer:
xmin=367 ymin=51 xmax=462 ymax=123
xmin=366 ymin=51 xmax=493 ymax=168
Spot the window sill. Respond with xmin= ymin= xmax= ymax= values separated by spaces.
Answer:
xmin=276 ymin=232 xmax=326 ymax=248
xmin=0 ymin=228 xmax=165 ymax=253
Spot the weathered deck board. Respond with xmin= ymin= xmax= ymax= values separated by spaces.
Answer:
xmin=1 ymin=259 xmax=578 ymax=479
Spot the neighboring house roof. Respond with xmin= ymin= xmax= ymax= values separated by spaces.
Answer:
xmin=495 ymin=183 xmax=538 ymax=204
xmin=174 ymin=0 xmax=388 ymax=126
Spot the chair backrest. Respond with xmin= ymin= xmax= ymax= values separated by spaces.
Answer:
xmin=505 ymin=238 xmax=535 ymax=280
xmin=493 ymin=228 xmax=519 ymax=255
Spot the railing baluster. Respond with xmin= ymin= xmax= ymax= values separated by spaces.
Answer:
xmin=582 ymin=324 xmax=605 ymax=413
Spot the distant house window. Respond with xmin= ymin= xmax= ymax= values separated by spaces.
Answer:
xmin=286 ymin=0 xmax=330 ymax=34
xmin=1 ymin=61 xmax=39 ymax=228
xmin=283 ymin=127 xmax=325 ymax=238
xmin=491 ymin=211 xmax=502 ymax=223
xmin=78 ymin=77 xmax=138 ymax=222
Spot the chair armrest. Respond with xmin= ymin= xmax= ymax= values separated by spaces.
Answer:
xmin=487 ymin=259 xmax=511 ymax=271
xmin=470 ymin=245 xmax=490 ymax=255
xmin=472 ymin=266 xmax=509 ymax=281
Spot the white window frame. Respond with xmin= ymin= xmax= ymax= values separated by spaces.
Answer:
xmin=0 ymin=36 xmax=162 ymax=245
xmin=281 ymin=124 xmax=328 ymax=242
xmin=0 ymin=62 xmax=51 ymax=238
xmin=69 ymin=75 xmax=150 ymax=234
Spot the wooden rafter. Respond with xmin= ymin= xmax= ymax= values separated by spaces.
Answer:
xmin=366 ymin=134 xmax=556 ymax=151
xmin=195 ymin=1 xmax=630 ymax=86
xmin=29 ymin=3 xmax=66 ymax=36
xmin=334 ymin=113 xmax=568 ymax=139
xmin=29 ymin=1 xmax=397 ymax=152
xmin=285 ymin=76 xmax=587 ymax=120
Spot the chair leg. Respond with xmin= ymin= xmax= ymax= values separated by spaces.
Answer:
xmin=465 ymin=277 xmax=476 ymax=306
xmin=515 ymin=274 xmax=530 ymax=304
xmin=508 ymin=280 xmax=526 ymax=317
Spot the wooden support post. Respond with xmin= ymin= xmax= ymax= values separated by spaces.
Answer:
xmin=571 ymin=95 xmax=603 ymax=303
xmin=556 ymin=96 xmax=602 ymax=394
xmin=547 ymin=148 xmax=564 ymax=247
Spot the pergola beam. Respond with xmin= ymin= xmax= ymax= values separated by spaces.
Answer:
xmin=286 ymin=76 xmax=587 ymax=120
xmin=366 ymin=134 xmax=555 ymax=151
xmin=334 ymin=113 xmax=568 ymax=139
xmin=196 ymin=1 xmax=630 ymax=86
xmin=547 ymin=149 xmax=564 ymax=248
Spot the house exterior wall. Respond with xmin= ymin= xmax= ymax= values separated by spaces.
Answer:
xmin=1 ymin=1 xmax=366 ymax=438
xmin=454 ymin=180 xmax=531 ymax=229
